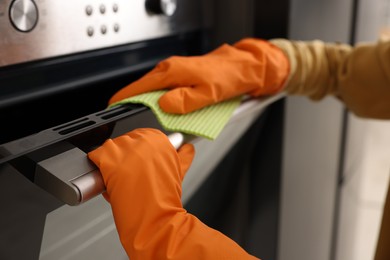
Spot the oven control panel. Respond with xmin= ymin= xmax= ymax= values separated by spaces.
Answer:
xmin=0 ymin=0 xmax=203 ymax=67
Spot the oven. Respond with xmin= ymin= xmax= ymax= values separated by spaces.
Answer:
xmin=0 ymin=0 xmax=290 ymax=259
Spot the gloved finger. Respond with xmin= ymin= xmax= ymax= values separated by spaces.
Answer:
xmin=109 ymin=71 xmax=169 ymax=105
xmin=176 ymin=143 xmax=195 ymax=181
xmin=158 ymin=86 xmax=216 ymax=114
xmin=159 ymin=83 xmax=242 ymax=114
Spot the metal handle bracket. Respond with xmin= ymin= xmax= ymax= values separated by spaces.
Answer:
xmin=34 ymin=133 xmax=186 ymax=206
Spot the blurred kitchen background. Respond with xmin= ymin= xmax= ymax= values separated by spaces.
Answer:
xmin=279 ymin=0 xmax=390 ymax=259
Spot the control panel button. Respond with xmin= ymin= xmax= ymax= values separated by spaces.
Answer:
xmin=85 ymin=5 xmax=93 ymax=16
xmin=87 ymin=26 xmax=94 ymax=36
xmin=113 ymin=23 xmax=119 ymax=33
xmin=99 ymin=5 xmax=106 ymax=14
xmin=100 ymin=25 xmax=107 ymax=34
xmin=112 ymin=3 xmax=118 ymax=13
xmin=9 ymin=0 xmax=39 ymax=32
xmin=145 ymin=0 xmax=176 ymax=16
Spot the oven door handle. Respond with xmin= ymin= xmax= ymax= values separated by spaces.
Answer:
xmin=34 ymin=132 xmax=188 ymax=206
xmin=34 ymin=93 xmax=285 ymax=206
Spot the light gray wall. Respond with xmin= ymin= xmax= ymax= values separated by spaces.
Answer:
xmin=336 ymin=1 xmax=390 ymax=259
xmin=355 ymin=0 xmax=390 ymax=42
xmin=288 ymin=0 xmax=353 ymax=41
xmin=278 ymin=1 xmax=354 ymax=260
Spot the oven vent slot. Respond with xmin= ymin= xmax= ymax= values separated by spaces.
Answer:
xmin=51 ymin=105 xmax=139 ymax=136
xmin=96 ymin=105 xmax=136 ymax=120
xmin=52 ymin=117 xmax=96 ymax=135
xmin=53 ymin=118 xmax=89 ymax=131
xmin=57 ymin=121 xmax=96 ymax=135
xmin=0 ymin=104 xmax=147 ymax=165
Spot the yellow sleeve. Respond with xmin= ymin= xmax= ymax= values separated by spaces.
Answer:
xmin=271 ymin=39 xmax=390 ymax=119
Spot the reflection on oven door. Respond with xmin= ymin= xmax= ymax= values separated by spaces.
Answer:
xmin=39 ymin=197 xmax=127 ymax=260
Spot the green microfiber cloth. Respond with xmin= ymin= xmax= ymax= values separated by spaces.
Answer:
xmin=109 ymin=90 xmax=242 ymax=140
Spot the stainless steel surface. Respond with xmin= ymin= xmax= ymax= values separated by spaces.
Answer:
xmin=161 ymin=0 xmax=177 ymax=16
xmin=35 ymin=147 xmax=97 ymax=206
xmin=34 ymin=132 xmax=186 ymax=206
xmin=9 ymin=0 xmax=38 ymax=32
xmin=39 ymin=196 xmax=128 ymax=260
xmin=167 ymin=132 xmax=185 ymax=149
xmin=0 ymin=0 xmax=202 ymax=66
xmin=71 ymin=169 xmax=105 ymax=204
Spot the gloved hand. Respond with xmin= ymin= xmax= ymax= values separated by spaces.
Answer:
xmin=109 ymin=38 xmax=289 ymax=114
xmin=88 ymin=128 xmax=259 ymax=260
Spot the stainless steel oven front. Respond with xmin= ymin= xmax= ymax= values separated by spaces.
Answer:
xmin=0 ymin=1 xmax=212 ymax=259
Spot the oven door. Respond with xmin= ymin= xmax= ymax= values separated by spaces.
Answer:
xmin=0 ymin=95 xmax=283 ymax=259
xmin=0 ymin=88 xmax=286 ymax=260
xmin=0 ymin=81 xmax=285 ymax=260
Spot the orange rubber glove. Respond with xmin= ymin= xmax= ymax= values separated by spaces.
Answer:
xmin=88 ymin=128 xmax=259 ymax=260
xmin=109 ymin=38 xmax=289 ymax=114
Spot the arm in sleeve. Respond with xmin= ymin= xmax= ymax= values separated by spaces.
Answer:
xmin=271 ymin=38 xmax=390 ymax=119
